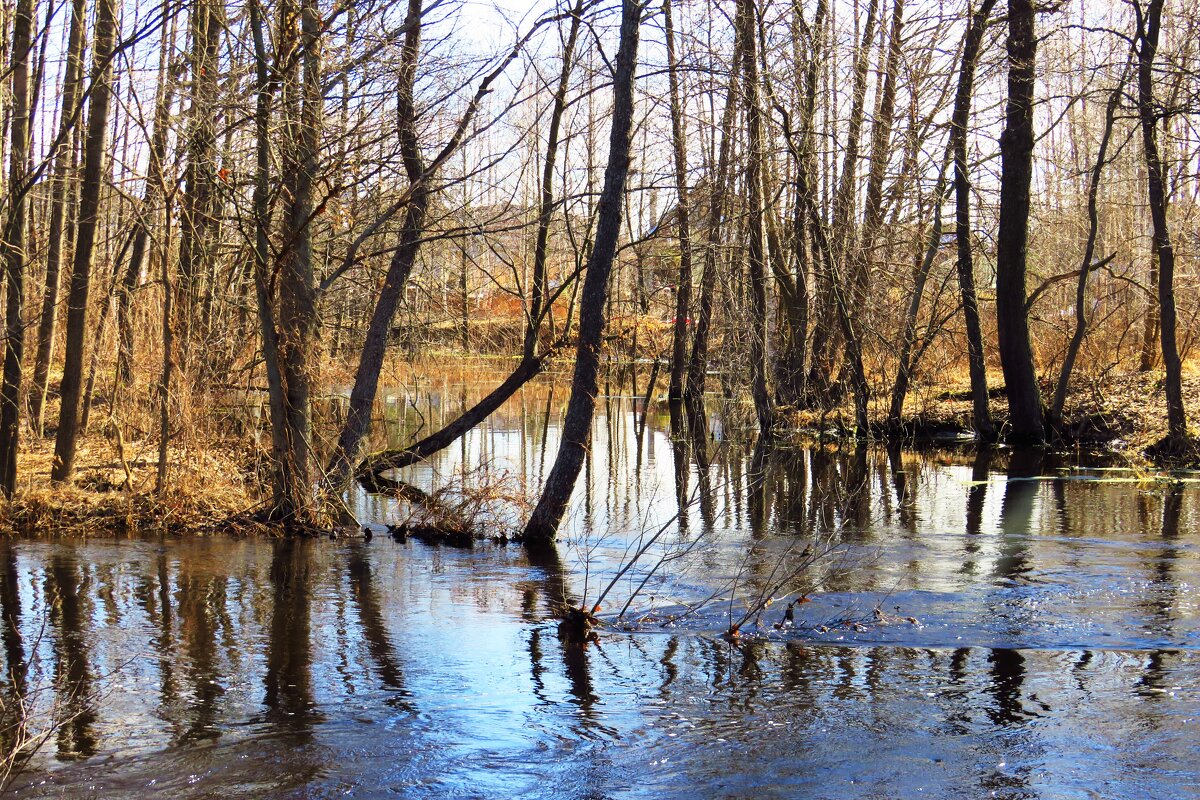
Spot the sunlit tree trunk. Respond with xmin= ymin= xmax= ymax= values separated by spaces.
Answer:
xmin=663 ymin=0 xmax=693 ymax=406
xmin=952 ymin=0 xmax=997 ymax=442
xmin=51 ymin=0 xmax=118 ymax=484
xmin=0 ymin=0 xmax=35 ymax=495
xmin=274 ymin=0 xmax=324 ymax=519
xmin=116 ymin=4 xmax=179 ymax=386
xmin=176 ymin=0 xmax=223 ymax=372
xmin=523 ymin=0 xmax=641 ymax=543
xmin=29 ymin=0 xmax=86 ymax=436
xmin=737 ymin=0 xmax=774 ymax=437
xmin=994 ymin=0 xmax=1044 ymax=444
xmin=1134 ymin=0 xmax=1188 ymax=446
xmin=684 ymin=24 xmax=742 ymax=418
xmin=1052 ymin=82 xmax=1120 ymax=426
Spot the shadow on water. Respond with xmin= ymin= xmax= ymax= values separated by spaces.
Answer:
xmin=5 ymin=368 xmax=1200 ymax=798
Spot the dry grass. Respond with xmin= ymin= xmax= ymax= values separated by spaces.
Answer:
xmin=1 ymin=433 xmax=265 ymax=536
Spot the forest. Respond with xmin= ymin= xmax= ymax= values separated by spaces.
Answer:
xmin=0 ymin=0 xmax=1197 ymax=535
xmin=2 ymin=0 xmax=1200 ymax=794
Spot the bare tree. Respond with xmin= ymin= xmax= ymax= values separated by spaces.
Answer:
xmin=52 ymin=0 xmax=119 ymax=484
xmin=1133 ymin=0 xmax=1189 ymax=449
xmin=524 ymin=0 xmax=643 ymax=543
xmin=994 ymin=0 xmax=1044 ymax=444
xmin=0 ymin=0 xmax=35 ymax=495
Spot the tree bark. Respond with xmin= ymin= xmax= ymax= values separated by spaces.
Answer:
xmin=663 ymin=0 xmax=693 ymax=406
xmin=0 ymin=0 xmax=35 ymax=495
xmin=1133 ymin=0 xmax=1187 ymax=446
xmin=684 ymin=21 xmax=743 ymax=417
xmin=523 ymin=0 xmax=641 ymax=543
xmin=176 ymin=0 xmax=223 ymax=368
xmin=248 ymin=0 xmax=290 ymax=510
xmin=737 ymin=0 xmax=774 ymax=437
xmin=994 ymin=0 xmax=1044 ymax=444
xmin=952 ymin=0 xmax=997 ymax=441
xmin=1052 ymin=81 xmax=1121 ymax=425
xmin=273 ymin=0 xmax=324 ymax=519
xmin=29 ymin=0 xmax=86 ymax=437
xmin=51 ymin=0 xmax=118 ymax=483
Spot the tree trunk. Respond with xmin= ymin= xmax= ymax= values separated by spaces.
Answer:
xmin=806 ymin=0 xmax=878 ymax=404
xmin=854 ymin=0 xmax=904 ymax=293
xmin=116 ymin=6 xmax=179 ymax=386
xmin=248 ymin=0 xmax=290 ymax=510
xmin=0 ymin=0 xmax=35 ymax=496
xmin=952 ymin=0 xmax=997 ymax=441
xmin=274 ymin=0 xmax=324 ymax=520
xmin=176 ymin=0 xmax=223 ymax=369
xmin=51 ymin=0 xmax=118 ymax=484
xmin=523 ymin=0 xmax=641 ymax=543
xmin=324 ymin=0 xmax=428 ymax=492
xmin=684 ymin=23 xmax=743 ymax=417
xmin=1134 ymin=0 xmax=1188 ymax=446
xmin=737 ymin=0 xmax=774 ymax=437
xmin=29 ymin=0 xmax=86 ymax=437
xmin=526 ymin=0 xmax=584 ymax=361
xmin=774 ymin=0 xmax=825 ymax=406
xmin=888 ymin=146 xmax=952 ymax=426
xmin=994 ymin=0 xmax=1044 ymax=444
xmin=345 ymin=5 xmax=586 ymax=491
xmin=663 ymin=0 xmax=693 ymax=405
xmin=1052 ymin=81 xmax=1120 ymax=425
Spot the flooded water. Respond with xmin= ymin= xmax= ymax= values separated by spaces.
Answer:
xmin=3 ymin=365 xmax=1199 ymax=798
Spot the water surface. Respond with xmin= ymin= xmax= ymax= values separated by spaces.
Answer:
xmin=3 ymin=369 xmax=1198 ymax=798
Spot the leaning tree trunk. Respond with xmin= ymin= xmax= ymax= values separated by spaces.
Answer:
xmin=0 ymin=0 xmax=35 ymax=496
xmin=324 ymin=4 xmax=573 ymax=494
xmin=52 ymin=0 xmax=118 ymax=484
xmin=321 ymin=0 xmax=431 ymax=494
xmin=994 ymin=0 xmax=1044 ymax=444
xmin=1134 ymin=0 xmax=1188 ymax=447
xmin=1052 ymin=81 xmax=1121 ymax=425
xmin=29 ymin=0 xmax=86 ymax=436
xmin=349 ymin=3 xmax=586 ymax=490
xmin=952 ymin=0 xmax=997 ymax=442
xmin=523 ymin=0 xmax=641 ymax=543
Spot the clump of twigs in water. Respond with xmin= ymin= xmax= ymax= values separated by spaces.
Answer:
xmin=381 ymin=466 xmax=533 ymax=546
xmin=555 ymin=603 xmax=602 ymax=645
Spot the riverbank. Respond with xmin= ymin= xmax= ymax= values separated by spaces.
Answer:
xmin=783 ymin=369 xmax=1200 ymax=465
xmin=4 ymin=367 xmax=1199 ymax=537
xmin=0 ymin=434 xmax=265 ymax=536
